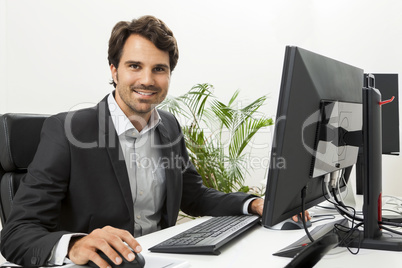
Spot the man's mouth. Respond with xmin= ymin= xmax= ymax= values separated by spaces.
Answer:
xmin=133 ymin=90 xmax=156 ymax=96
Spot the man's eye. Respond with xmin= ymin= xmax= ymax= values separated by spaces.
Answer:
xmin=129 ymin=64 xmax=140 ymax=69
xmin=154 ymin=67 xmax=167 ymax=72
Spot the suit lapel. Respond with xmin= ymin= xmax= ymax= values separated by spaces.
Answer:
xmin=98 ymin=98 xmax=135 ymax=232
xmin=157 ymin=121 xmax=181 ymax=227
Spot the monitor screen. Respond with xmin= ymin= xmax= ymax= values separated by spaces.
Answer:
xmin=261 ymin=46 xmax=363 ymax=227
xmin=369 ymin=73 xmax=399 ymax=155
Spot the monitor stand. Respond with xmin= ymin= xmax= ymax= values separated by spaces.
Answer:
xmin=340 ymin=84 xmax=402 ymax=251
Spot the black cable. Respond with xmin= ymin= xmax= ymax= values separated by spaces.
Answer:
xmin=301 ymin=186 xmax=315 ymax=242
xmin=321 ymin=172 xmax=402 ymax=255
xmin=315 ymin=204 xmax=337 ymax=210
xmin=334 ymin=222 xmax=363 ymax=255
xmin=381 ymin=220 xmax=402 ymax=227
xmin=310 ymin=214 xmax=336 ymax=224
xmin=381 ymin=225 xmax=402 ymax=236
xmin=321 ymin=174 xmax=364 ymax=254
xmin=331 ymin=188 xmax=364 ymax=222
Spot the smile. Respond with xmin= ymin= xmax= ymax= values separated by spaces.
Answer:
xmin=134 ymin=90 xmax=156 ymax=96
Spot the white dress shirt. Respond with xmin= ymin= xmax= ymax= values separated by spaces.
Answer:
xmin=107 ymin=93 xmax=166 ymax=237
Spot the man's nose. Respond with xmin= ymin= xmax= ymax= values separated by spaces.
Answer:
xmin=139 ymin=69 xmax=155 ymax=86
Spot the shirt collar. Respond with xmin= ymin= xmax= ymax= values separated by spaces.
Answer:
xmin=107 ymin=92 xmax=161 ymax=137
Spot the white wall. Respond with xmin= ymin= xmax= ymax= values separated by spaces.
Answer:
xmin=1 ymin=0 xmax=401 ymax=195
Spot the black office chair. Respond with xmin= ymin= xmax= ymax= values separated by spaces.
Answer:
xmin=0 ymin=113 xmax=48 ymax=226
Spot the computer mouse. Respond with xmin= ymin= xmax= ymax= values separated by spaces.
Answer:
xmin=270 ymin=214 xmax=312 ymax=230
xmin=280 ymin=217 xmax=312 ymax=230
xmin=88 ymin=249 xmax=145 ymax=268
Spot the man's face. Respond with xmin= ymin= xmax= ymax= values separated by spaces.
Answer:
xmin=110 ymin=34 xmax=170 ymax=122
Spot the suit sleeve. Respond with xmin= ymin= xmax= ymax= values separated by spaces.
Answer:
xmin=0 ymin=116 xmax=72 ymax=266
xmin=180 ymin=158 xmax=254 ymax=216
xmin=162 ymin=114 xmax=255 ymax=216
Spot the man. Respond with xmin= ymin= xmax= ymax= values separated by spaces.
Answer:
xmin=0 ymin=15 xmax=264 ymax=268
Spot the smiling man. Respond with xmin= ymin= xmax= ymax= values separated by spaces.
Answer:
xmin=0 ymin=15 xmax=264 ymax=268
xmin=111 ymin=33 xmax=171 ymax=132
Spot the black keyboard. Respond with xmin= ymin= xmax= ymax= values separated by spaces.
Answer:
xmin=149 ymin=215 xmax=260 ymax=255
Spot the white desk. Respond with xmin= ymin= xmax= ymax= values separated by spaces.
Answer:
xmin=2 ymin=216 xmax=402 ymax=268
xmin=3 ymin=195 xmax=402 ymax=268
xmin=134 ymin=216 xmax=402 ymax=268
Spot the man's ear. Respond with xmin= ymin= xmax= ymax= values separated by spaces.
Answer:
xmin=110 ymin=64 xmax=118 ymax=84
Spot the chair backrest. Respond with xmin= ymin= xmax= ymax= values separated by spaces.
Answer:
xmin=0 ymin=113 xmax=48 ymax=225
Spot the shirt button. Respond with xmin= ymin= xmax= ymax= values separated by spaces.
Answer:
xmin=137 ymin=215 xmax=141 ymax=220
xmin=139 ymin=191 xmax=143 ymax=196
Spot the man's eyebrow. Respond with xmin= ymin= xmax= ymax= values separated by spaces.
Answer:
xmin=123 ymin=61 xmax=169 ymax=70
xmin=155 ymin=63 xmax=170 ymax=70
xmin=124 ymin=60 xmax=142 ymax=65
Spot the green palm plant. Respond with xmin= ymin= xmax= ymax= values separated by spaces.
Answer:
xmin=159 ymin=83 xmax=273 ymax=193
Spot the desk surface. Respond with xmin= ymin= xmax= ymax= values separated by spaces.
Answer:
xmin=1 ymin=218 xmax=402 ymax=268
xmin=136 ymin=216 xmax=402 ymax=268
xmin=2 ymin=201 xmax=402 ymax=268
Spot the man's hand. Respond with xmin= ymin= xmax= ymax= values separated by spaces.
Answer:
xmin=292 ymin=211 xmax=311 ymax=223
xmin=248 ymin=199 xmax=311 ymax=223
xmin=249 ymin=198 xmax=264 ymax=216
xmin=68 ymin=226 xmax=141 ymax=268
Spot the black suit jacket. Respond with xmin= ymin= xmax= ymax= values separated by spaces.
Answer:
xmin=0 ymin=95 xmax=253 ymax=266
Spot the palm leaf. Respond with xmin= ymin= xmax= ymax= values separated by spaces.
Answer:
xmin=158 ymin=83 xmax=273 ymax=193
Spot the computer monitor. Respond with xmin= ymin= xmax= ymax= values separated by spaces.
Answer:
xmin=373 ymin=73 xmax=400 ymax=155
xmin=261 ymin=46 xmax=363 ymax=227
xmin=262 ymin=46 xmax=402 ymax=252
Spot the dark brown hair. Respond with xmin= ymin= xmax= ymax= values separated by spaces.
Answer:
xmin=108 ymin=15 xmax=179 ymax=87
